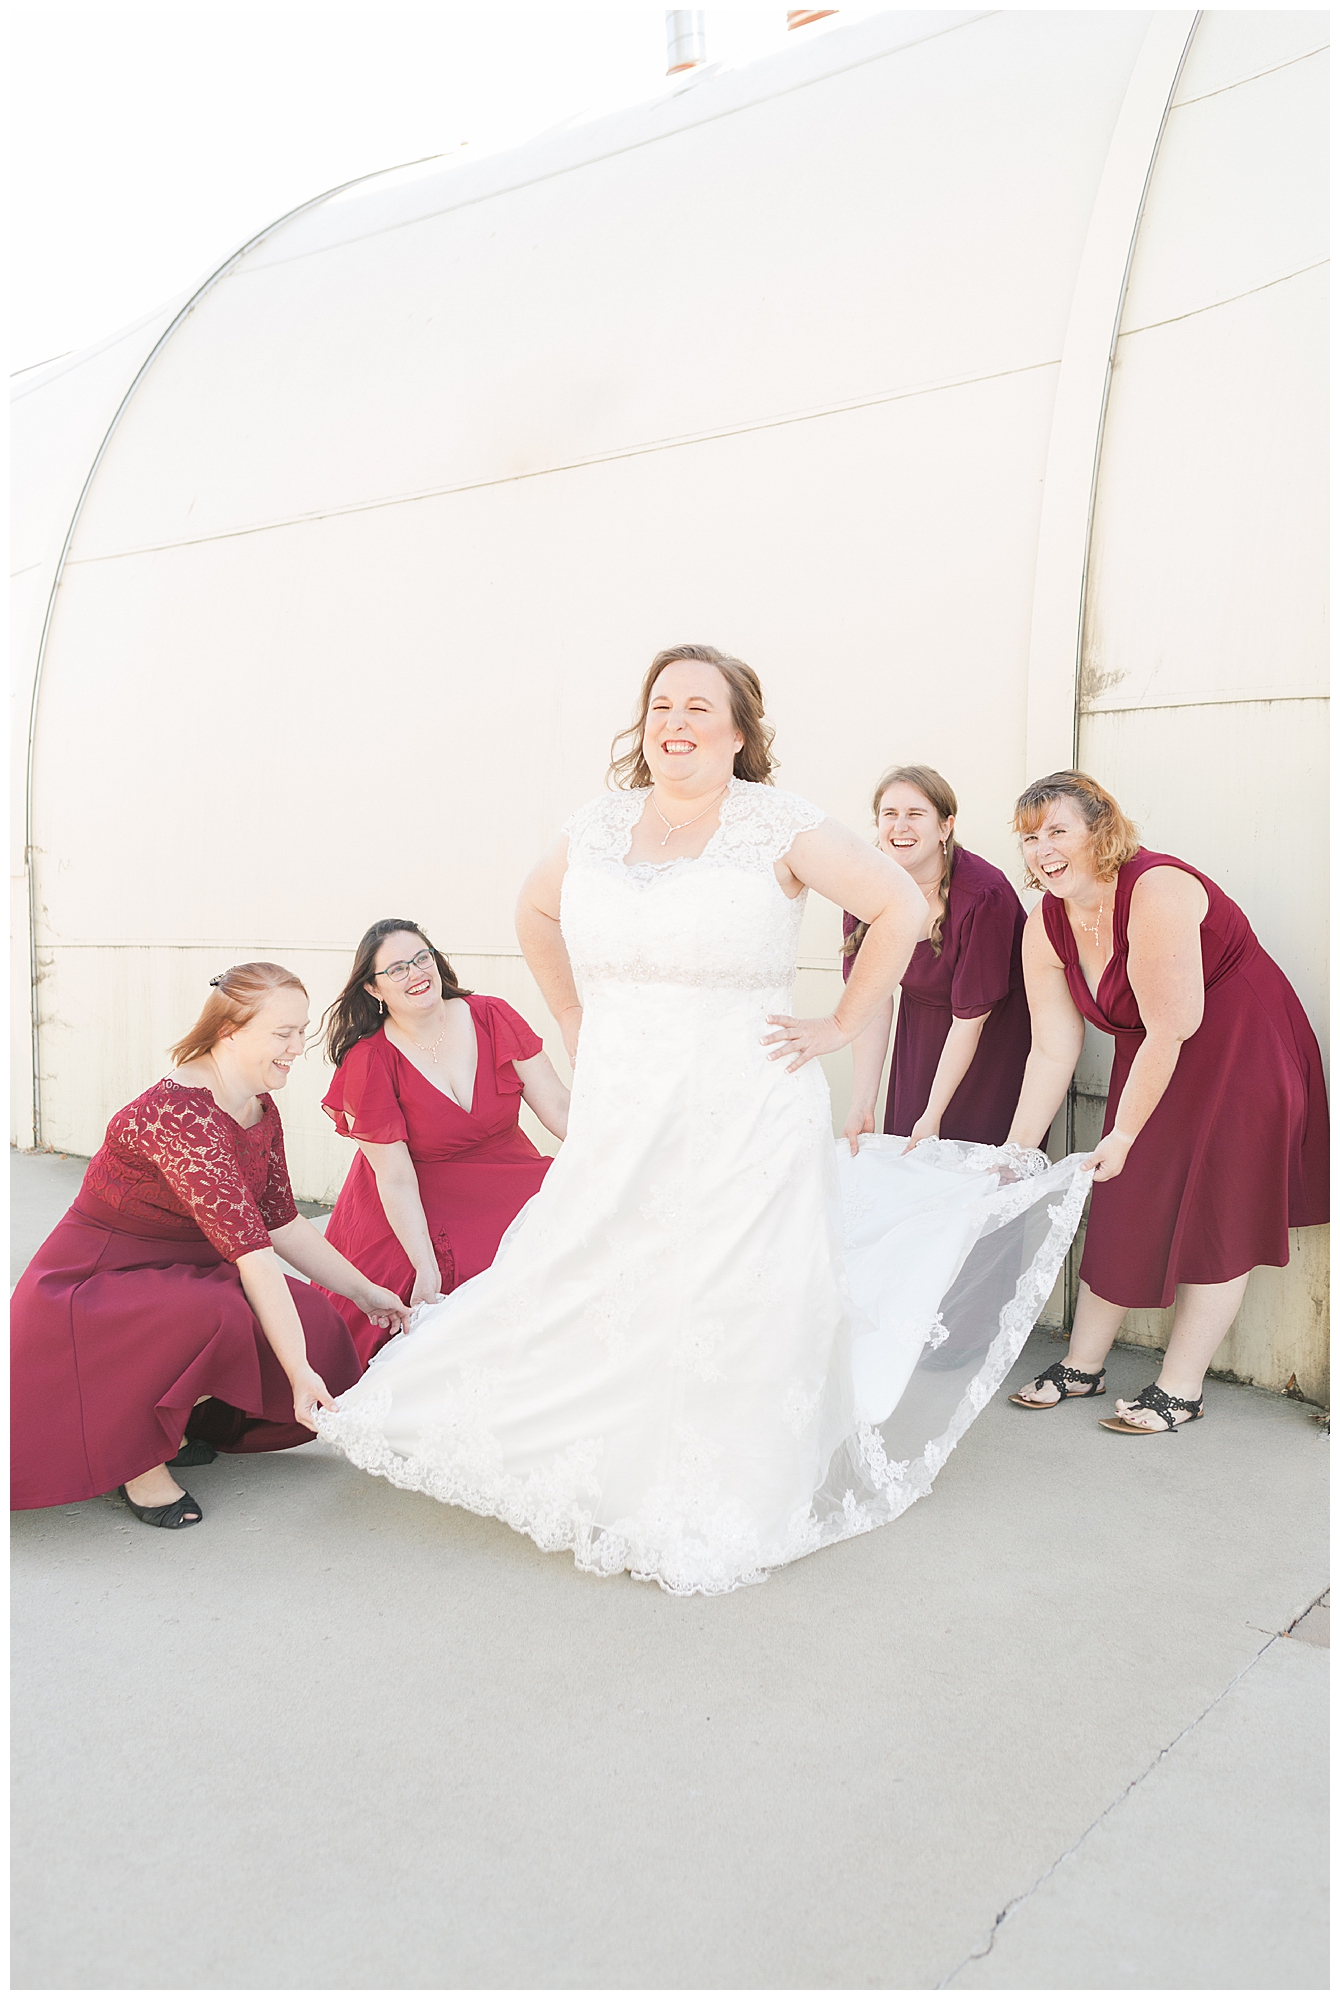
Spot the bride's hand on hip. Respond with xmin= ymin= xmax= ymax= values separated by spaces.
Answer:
xmin=763 ymin=1013 xmax=848 ymax=1074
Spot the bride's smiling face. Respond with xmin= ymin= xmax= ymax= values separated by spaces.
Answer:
xmin=643 ymin=663 xmax=744 ymax=790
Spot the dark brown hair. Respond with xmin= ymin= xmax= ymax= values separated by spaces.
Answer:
xmin=1013 ymin=771 xmax=1140 ymax=889
xmin=170 ymin=962 xmax=308 ymax=1066
xmin=321 ymin=920 xmax=472 ymax=1070
xmin=844 ymin=765 xmax=959 ymax=962
xmin=607 ymin=643 xmax=776 ymax=790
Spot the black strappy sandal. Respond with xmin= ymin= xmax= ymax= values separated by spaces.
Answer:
xmin=167 ymin=1440 xmax=217 ymax=1468
xmin=118 ymin=1485 xmax=203 ymax=1528
xmin=1009 ymin=1358 xmax=1106 ymax=1409
xmin=1100 ymin=1382 xmax=1203 ymax=1435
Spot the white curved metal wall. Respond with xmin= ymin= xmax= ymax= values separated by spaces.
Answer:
xmin=11 ymin=9 xmax=1328 ymax=1394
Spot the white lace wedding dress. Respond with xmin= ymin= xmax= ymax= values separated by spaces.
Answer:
xmin=318 ymin=780 xmax=1089 ymax=1594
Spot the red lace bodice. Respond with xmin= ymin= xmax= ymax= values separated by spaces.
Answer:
xmin=80 ymin=1079 xmax=298 ymax=1261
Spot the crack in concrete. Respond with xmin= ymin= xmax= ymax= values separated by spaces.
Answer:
xmin=934 ymin=1633 xmax=1282 ymax=1988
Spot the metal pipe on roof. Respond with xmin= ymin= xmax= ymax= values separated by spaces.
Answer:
xmin=665 ymin=11 xmax=706 ymax=75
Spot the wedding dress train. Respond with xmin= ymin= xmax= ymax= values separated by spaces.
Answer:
xmin=318 ymin=781 xmax=1088 ymax=1594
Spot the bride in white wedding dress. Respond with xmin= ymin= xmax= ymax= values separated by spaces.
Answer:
xmin=318 ymin=646 xmax=1089 ymax=1594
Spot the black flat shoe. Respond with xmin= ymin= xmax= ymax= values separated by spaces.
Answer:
xmin=118 ymin=1485 xmax=203 ymax=1528
xmin=1099 ymin=1382 xmax=1204 ymax=1434
xmin=1009 ymin=1359 xmax=1106 ymax=1408
xmin=167 ymin=1440 xmax=217 ymax=1467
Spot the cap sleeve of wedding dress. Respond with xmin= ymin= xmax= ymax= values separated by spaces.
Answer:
xmin=318 ymin=770 xmax=1088 ymax=1596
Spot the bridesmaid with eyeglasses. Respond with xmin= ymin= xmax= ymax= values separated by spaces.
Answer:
xmin=315 ymin=919 xmax=570 ymax=1365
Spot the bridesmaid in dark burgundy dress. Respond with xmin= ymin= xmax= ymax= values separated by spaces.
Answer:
xmin=1005 ymin=772 xmax=1328 ymax=1433
xmin=842 ymin=765 xmax=1031 ymax=1151
xmin=317 ymin=920 xmax=568 ymax=1365
xmin=11 ymin=964 xmax=409 ymax=1525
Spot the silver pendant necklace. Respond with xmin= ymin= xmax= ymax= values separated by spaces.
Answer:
xmin=650 ymin=782 xmax=729 ymax=848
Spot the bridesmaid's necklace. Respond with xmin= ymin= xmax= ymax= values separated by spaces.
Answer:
xmin=650 ymin=781 xmax=729 ymax=848
xmin=400 ymin=1010 xmax=449 ymax=1064
xmin=1074 ymin=895 xmax=1105 ymax=945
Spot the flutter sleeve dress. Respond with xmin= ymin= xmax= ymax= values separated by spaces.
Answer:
xmin=10 ymin=1079 xmax=361 ymax=1510
xmin=843 ymin=846 xmax=1032 ymax=1145
xmin=1044 ymin=848 xmax=1329 ymax=1308
xmin=317 ymin=994 xmax=553 ymax=1364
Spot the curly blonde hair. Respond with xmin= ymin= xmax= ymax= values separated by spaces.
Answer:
xmin=607 ymin=644 xmax=776 ymax=790
xmin=1013 ymin=771 xmax=1140 ymax=889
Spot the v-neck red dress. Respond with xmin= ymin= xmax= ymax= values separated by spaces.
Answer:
xmin=317 ymin=995 xmax=553 ymax=1363
xmin=1045 ymin=848 xmax=1329 ymax=1308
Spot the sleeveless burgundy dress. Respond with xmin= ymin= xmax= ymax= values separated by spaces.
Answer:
xmin=1045 ymin=849 xmax=1329 ymax=1308
xmin=843 ymin=846 xmax=1032 ymax=1145
xmin=11 ymin=1080 xmax=361 ymax=1510
xmin=317 ymin=995 xmax=553 ymax=1365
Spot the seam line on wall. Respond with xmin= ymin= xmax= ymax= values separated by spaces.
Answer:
xmin=1172 ymin=42 xmax=1327 ymax=109
xmin=1121 ymin=258 xmax=1328 ymax=339
xmin=1082 ymin=692 xmax=1326 ymax=716
xmin=61 ymin=356 xmax=1059 ymax=567
xmin=232 ymin=13 xmax=998 ymax=277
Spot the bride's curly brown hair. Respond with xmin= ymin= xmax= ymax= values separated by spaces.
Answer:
xmin=607 ymin=644 xmax=776 ymax=790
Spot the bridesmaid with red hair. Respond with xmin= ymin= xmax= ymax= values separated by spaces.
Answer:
xmin=842 ymin=765 xmax=1031 ymax=1152
xmin=316 ymin=920 xmax=567 ymax=1365
xmin=1005 ymin=772 xmax=1328 ymax=1433
xmin=11 ymin=964 xmax=410 ymax=1526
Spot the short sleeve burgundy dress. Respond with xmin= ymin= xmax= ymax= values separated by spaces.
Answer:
xmin=843 ymin=846 xmax=1032 ymax=1144
xmin=10 ymin=1080 xmax=361 ymax=1511
xmin=1046 ymin=849 xmax=1329 ymax=1308
xmin=317 ymin=994 xmax=553 ymax=1364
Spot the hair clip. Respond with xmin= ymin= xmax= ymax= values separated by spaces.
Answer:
xmin=209 ymin=975 xmax=224 ymax=988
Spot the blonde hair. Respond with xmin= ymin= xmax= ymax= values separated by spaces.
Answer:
xmin=170 ymin=962 xmax=308 ymax=1066
xmin=607 ymin=643 xmax=776 ymax=790
xmin=1013 ymin=771 xmax=1140 ymax=889
xmin=844 ymin=763 xmax=958 ymax=961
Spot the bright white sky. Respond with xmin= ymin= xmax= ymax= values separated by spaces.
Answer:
xmin=11 ymin=1 xmax=885 ymax=372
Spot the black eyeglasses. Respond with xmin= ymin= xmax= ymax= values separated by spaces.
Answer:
xmin=373 ymin=948 xmax=435 ymax=984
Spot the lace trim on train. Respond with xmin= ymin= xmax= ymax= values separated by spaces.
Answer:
xmin=316 ymin=1158 xmax=1089 ymax=1597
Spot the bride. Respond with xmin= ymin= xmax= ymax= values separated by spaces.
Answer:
xmin=318 ymin=645 xmax=1089 ymax=1594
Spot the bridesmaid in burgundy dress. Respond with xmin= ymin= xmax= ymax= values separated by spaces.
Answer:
xmin=1005 ymin=772 xmax=1328 ymax=1433
xmin=317 ymin=920 xmax=568 ymax=1365
xmin=842 ymin=765 xmax=1031 ymax=1152
xmin=11 ymin=964 xmax=409 ymax=1526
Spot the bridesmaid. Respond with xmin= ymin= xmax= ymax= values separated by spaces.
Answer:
xmin=1005 ymin=771 xmax=1329 ymax=1432
xmin=842 ymin=765 xmax=1031 ymax=1152
xmin=11 ymin=963 xmax=410 ymax=1526
xmin=317 ymin=919 xmax=569 ymax=1364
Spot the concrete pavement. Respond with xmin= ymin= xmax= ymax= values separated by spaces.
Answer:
xmin=11 ymin=1149 xmax=1328 ymax=1989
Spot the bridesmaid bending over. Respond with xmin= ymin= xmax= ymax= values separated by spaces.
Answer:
xmin=317 ymin=920 xmax=568 ymax=1364
xmin=843 ymin=765 xmax=1031 ymax=1151
xmin=1006 ymin=772 xmax=1328 ymax=1433
xmin=11 ymin=963 xmax=410 ymax=1527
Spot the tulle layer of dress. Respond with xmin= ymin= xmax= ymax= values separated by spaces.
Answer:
xmin=316 ymin=781 xmax=1087 ymax=1595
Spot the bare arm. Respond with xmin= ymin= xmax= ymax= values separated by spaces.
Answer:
xmin=905 ymin=1012 xmax=991 ymax=1148
xmin=1006 ymin=908 xmax=1086 ymax=1148
xmin=516 ymin=835 xmax=582 ymax=1066
xmin=329 ymin=1142 xmax=441 ymax=1308
xmin=1088 ymin=867 xmax=1207 ymax=1180
xmin=764 ymin=819 xmax=926 ymax=1072
xmin=514 ymin=1049 xmax=569 ymax=1141
xmin=843 ymin=994 xmax=895 ymax=1153
xmin=268 ymin=1214 xmax=416 ymax=1326
xmin=234 ymin=1238 xmax=404 ymax=1428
